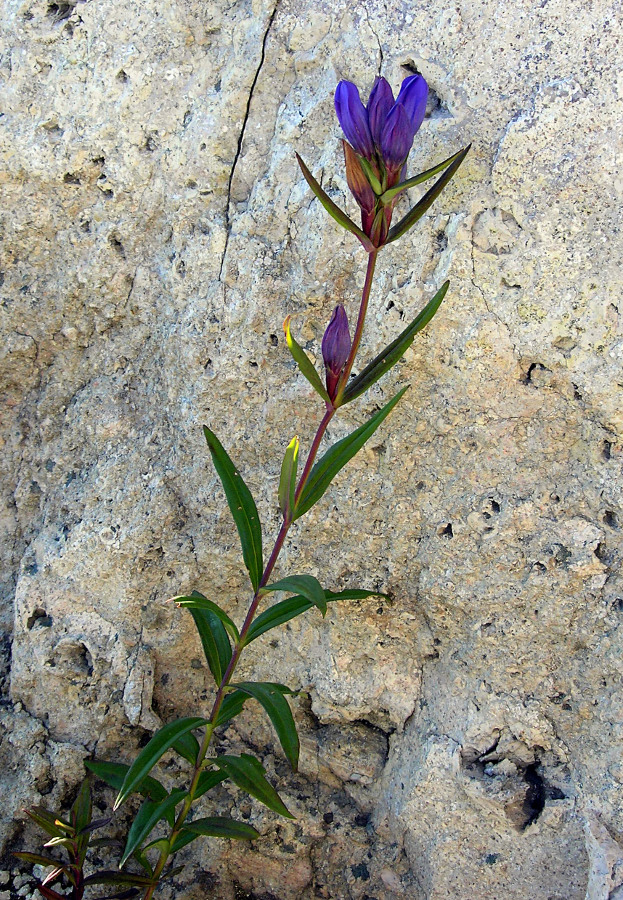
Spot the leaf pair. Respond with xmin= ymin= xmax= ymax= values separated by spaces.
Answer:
xmin=296 ymin=145 xmax=470 ymax=249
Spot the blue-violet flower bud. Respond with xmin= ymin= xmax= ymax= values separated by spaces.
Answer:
xmin=322 ymin=304 xmax=351 ymax=401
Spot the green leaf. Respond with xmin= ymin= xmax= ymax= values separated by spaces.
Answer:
xmin=172 ymin=731 xmax=200 ymax=766
xmin=195 ymin=769 xmax=228 ymax=799
xmin=214 ymin=690 xmax=249 ymax=728
xmin=24 ymin=807 xmax=71 ymax=839
xmin=294 ymin=387 xmax=409 ymax=519
xmin=114 ymin=718 xmax=208 ymax=810
xmin=295 ymin=153 xmax=373 ymax=251
xmin=386 ymin=145 xmax=470 ymax=244
xmin=70 ymin=778 xmax=92 ymax=833
xmin=262 ymin=574 xmax=326 ymax=615
xmin=212 ymin=754 xmax=293 ymax=818
xmin=203 ymin=426 xmax=264 ymax=592
xmin=12 ymin=852 xmax=68 ymax=869
xmin=173 ymin=593 xmax=239 ymax=643
xmin=283 ymin=317 xmax=330 ymax=403
xmin=232 ymin=682 xmax=299 ymax=771
xmin=83 ymin=872 xmax=155 ymax=888
xmin=184 ymin=593 xmax=232 ymax=685
xmin=342 ymin=282 xmax=450 ymax=404
xmin=245 ymin=588 xmax=386 ymax=644
xmin=120 ymin=791 xmax=186 ymax=867
xmin=380 ymin=147 xmax=470 ymax=203
xmin=278 ymin=436 xmax=299 ymax=518
xmin=84 ymin=761 xmax=167 ymax=803
xmin=186 ymin=817 xmax=259 ymax=840
xmin=169 ymin=830 xmax=199 ymax=854
xmin=358 ymin=155 xmax=383 ymax=195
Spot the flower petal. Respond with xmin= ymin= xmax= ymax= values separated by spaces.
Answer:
xmin=334 ymin=81 xmax=374 ymax=159
xmin=380 ymin=103 xmax=414 ymax=171
xmin=395 ymin=74 xmax=428 ymax=137
xmin=367 ymin=77 xmax=394 ymax=147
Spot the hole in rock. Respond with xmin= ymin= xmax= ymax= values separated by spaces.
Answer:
xmin=604 ymin=510 xmax=618 ymax=529
xmin=63 ymin=172 xmax=80 ymax=184
xmin=603 ymin=439 xmax=612 ymax=460
xmin=47 ymin=1 xmax=75 ymax=21
xmin=438 ymin=522 xmax=453 ymax=537
xmin=27 ymin=608 xmax=52 ymax=629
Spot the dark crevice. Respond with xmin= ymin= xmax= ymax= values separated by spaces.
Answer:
xmin=219 ymin=0 xmax=280 ymax=282
xmin=521 ymin=764 xmax=546 ymax=829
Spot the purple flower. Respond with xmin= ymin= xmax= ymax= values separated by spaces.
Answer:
xmin=334 ymin=74 xmax=428 ymax=245
xmin=335 ymin=75 xmax=428 ymax=177
xmin=322 ymin=304 xmax=351 ymax=401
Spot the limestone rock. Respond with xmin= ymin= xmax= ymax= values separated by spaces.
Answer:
xmin=2 ymin=0 xmax=622 ymax=896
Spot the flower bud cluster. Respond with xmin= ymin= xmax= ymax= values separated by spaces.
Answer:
xmin=335 ymin=75 xmax=428 ymax=246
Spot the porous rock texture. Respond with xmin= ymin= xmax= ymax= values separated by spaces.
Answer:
xmin=1 ymin=0 xmax=622 ymax=896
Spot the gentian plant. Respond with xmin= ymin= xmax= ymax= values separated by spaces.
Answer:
xmin=16 ymin=75 xmax=469 ymax=898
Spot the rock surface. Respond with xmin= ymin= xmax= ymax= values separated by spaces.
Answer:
xmin=1 ymin=0 xmax=622 ymax=896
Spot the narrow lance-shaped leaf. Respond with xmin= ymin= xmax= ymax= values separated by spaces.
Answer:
xmin=35 ymin=886 xmax=65 ymax=900
xmin=283 ymin=317 xmax=331 ymax=404
xmin=380 ymin=146 xmax=469 ymax=204
xmin=84 ymin=761 xmax=168 ymax=803
xmin=185 ymin=817 xmax=259 ymax=840
xmin=172 ymin=731 xmax=200 ymax=766
xmin=214 ymin=690 xmax=249 ymax=728
xmin=278 ymin=436 xmax=299 ymax=518
xmin=261 ymin=574 xmax=327 ymax=615
xmin=295 ymin=153 xmax=373 ymax=252
xmin=120 ymin=790 xmax=187 ymax=867
xmin=195 ymin=769 xmax=228 ymax=799
xmin=342 ymin=282 xmax=449 ymax=404
xmin=183 ymin=591 xmax=232 ymax=685
xmin=70 ymin=778 xmax=92 ymax=834
xmin=232 ymin=682 xmax=300 ymax=771
xmin=12 ymin=852 xmax=69 ymax=869
xmin=172 ymin=593 xmax=239 ymax=643
xmin=244 ymin=588 xmax=388 ymax=645
xmin=386 ymin=144 xmax=471 ymax=244
xmin=24 ymin=807 xmax=71 ymax=839
xmin=203 ymin=426 xmax=263 ymax=591
xmin=212 ymin=754 xmax=293 ymax=818
xmin=83 ymin=872 xmax=156 ymax=889
xmin=294 ymin=386 xmax=409 ymax=519
xmin=114 ymin=718 xmax=208 ymax=810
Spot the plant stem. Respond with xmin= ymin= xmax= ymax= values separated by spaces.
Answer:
xmin=335 ymin=249 xmax=377 ymax=403
xmin=142 ymin=251 xmax=378 ymax=899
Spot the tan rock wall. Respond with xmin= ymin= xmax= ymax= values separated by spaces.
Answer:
xmin=1 ymin=0 xmax=622 ymax=896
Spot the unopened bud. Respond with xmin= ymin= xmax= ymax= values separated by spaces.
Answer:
xmin=322 ymin=304 xmax=351 ymax=401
